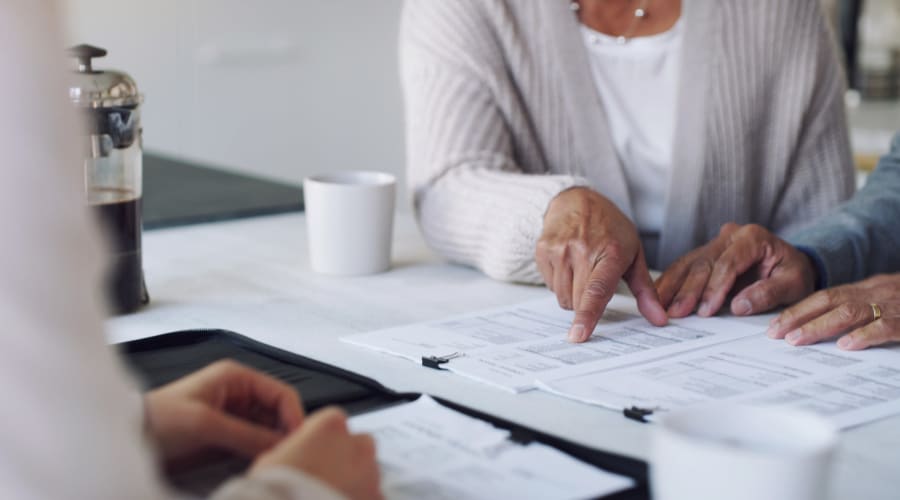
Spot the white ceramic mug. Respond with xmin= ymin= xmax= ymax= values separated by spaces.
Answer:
xmin=303 ymin=171 xmax=396 ymax=276
xmin=651 ymin=403 xmax=838 ymax=500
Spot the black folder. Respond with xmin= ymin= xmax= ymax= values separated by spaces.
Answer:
xmin=118 ymin=329 xmax=649 ymax=499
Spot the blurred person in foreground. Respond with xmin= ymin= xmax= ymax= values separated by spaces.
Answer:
xmin=0 ymin=2 xmax=380 ymax=499
xmin=655 ymin=133 xmax=900 ymax=350
xmin=402 ymin=0 xmax=855 ymax=343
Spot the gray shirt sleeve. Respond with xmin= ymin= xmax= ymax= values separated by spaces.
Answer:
xmin=787 ymin=133 xmax=900 ymax=287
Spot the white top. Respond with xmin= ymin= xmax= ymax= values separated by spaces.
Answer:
xmin=581 ymin=19 xmax=685 ymax=234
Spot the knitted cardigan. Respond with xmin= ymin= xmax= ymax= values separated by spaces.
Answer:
xmin=401 ymin=0 xmax=855 ymax=282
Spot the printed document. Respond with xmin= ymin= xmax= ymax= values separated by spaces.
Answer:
xmin=538 ymin=333 xmax=900 ymax=429
xmin=348 ymin=396 xmax=634 ymax=500
xmin=343 ymin=295 xmax=762 ymax=392
xmin=344 ymin=295 xmax=900 ymax=428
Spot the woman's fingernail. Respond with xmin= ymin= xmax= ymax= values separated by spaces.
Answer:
xmin=568 ymin=324 xmax=585 ymax=343
xmin=837 ymin=335 xmax=854 ymax=350
xmin=698 ymin=302 xmax=711 ymax=316
xmin=766 ymin=327 xmax=778 ymax=338
xmin=785 ymin=330 xmax=801 ymax=344
xmin=733 ymin=299 xmax=752 ymax=316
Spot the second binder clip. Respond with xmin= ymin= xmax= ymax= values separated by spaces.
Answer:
xmin=422 ymin=352 xmax=465 ymax=370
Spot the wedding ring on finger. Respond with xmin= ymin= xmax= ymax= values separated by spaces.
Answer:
xmin=871 ymin=303 xmax=882 ymax=322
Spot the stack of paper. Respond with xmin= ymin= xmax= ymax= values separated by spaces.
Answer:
xmin=343 ymin=296 xmax=900 ymax=429
xmin=538 ymin=333 xmax=900 ymax=429
xmin=343 ymin=296 xmax=761 ymax=393
xmin=348 ymin=396 xmax=634 ymax=499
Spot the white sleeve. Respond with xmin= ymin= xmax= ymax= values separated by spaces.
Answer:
xmin=0 ymin=2 xmax=345 ymax=499
xmin=213 ymin=467 xmax=346 ymax=500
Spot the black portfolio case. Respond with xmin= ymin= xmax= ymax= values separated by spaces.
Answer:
xmin=118 ymin=329 xmax=649 ymax=499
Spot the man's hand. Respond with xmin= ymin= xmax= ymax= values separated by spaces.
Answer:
xmin=144 ymin=360 xmax=304 ymax=466
xmin=655 ymin=223 xmax=817 ymax=318
xmin=768 ymin=274 xmax=900 ymax=350
xmin=536 ymin=187 xmax=666 ymax=343
xmin=252 ymin=407 xmax=383 ymax=500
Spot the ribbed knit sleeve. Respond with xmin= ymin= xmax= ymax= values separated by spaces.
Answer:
xmin=787 ymin=134 xmax=900 ymax=287
xmin=767 ymin=0 xmax=855 ymax=236
xmin=400 ymin=0 xmax=589 ymax=284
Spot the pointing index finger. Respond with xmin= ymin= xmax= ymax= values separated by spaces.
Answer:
xmin=569 ymin=249 xmax=631 ymax=343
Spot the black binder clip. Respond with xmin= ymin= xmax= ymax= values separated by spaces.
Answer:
xmin=422 ymin=352 xmax=464 ymax=370
xmin=623 ymin=406 xmax=655 ymax=423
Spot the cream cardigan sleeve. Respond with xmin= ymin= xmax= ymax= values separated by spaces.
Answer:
xmin=0 ymin=2 xmax=343 ymax=499
xmin=401 ymin=0 xmax=590 ymax=284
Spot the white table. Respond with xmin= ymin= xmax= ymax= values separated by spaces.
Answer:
xmin=109 ymin=212 xmax=900 ymax=499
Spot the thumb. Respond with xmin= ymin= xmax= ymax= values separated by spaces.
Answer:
xmin=200 ymin=409 xmax=283 ymax=458
xmin=623 ymin=247 xmax=667 ymax=326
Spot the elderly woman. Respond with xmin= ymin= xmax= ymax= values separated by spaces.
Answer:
xmin=402 ymin=0 xmax=854 ymax=341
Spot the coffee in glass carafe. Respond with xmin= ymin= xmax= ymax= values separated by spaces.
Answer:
xmin=68 ymin=44 xmax=148 ymax=314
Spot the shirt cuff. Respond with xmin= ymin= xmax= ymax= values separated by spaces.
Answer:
xmin=794 ymin=245 xmax=829 ymax=290
xmin=213 ymin=466 xmax=347 ymax=500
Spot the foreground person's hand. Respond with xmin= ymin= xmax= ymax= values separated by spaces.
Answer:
xmin=145 ymin=360 xmax=304 ymax=466
xmin=252 ymin=407 xmax=383 ymax=500
xmin=768 ymin=274 xmax=900 ymax=350
xmin=656 ymin=223 xmax=816 ymax=318
xmin=536 ymin=187 xmax=667 ymax=343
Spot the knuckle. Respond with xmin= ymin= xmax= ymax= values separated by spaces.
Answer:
xmin=752 ymin=285 xmax=776 ymax=307
xmin=834 ymin=303 xmax=858 ymax=324
xmin=210 ymin=359 xmax=241 ymax=375
xmin=689 ymin=259 xmax=713 ymax=274
xmin=583 ymin=278 xmax=614 ymax=304
xmin=744 ymin=224 xmax=767 ymax=239
xmin=820 ymin=289 xmax=839 ymax=306
xmin=548 ymin=243 xmax=568 ymax=263
xmin=719 ymin=222 xmax=738 ymax=235
xmin=875 ymin=319 xmax=894 ymax=337
xmin=672 ymin=289 xmax=696 ymax=307
xmin=779 ymin=306 xmax=797 ymax=324
xmin=568 ymin=239 xmax=590 ymax=260
xmin=602 ymin=241 xmax=627 ymax=265
xmin=318 ymin=407 xmax=349 ymax=429
xmin=713 ymin=259 xmax=735 ymax=278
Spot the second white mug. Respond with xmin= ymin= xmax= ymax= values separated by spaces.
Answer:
xmin=651 ymin=403 xmax=837 ymax=500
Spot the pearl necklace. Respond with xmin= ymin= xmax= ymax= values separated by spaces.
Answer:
xmin=570 ymin=0 xmax=651 ymax=45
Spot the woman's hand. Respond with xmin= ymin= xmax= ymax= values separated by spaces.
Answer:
xmin=252 ymin=407 xmax=383 ymax=500
xmin=144 ymin=360 xmax=304 ymax=466
xmin=536 ymin=187 xmax=666 ymax=343
xmin=655 ymin=223 xmax=816 ymax=318
xmin=768 ymin=274 xmax=900 ymax=350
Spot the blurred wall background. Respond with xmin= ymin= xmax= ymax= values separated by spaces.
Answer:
xmin=62 ymin=0 xmax=406 ymax=194
xmin=61 ymin=0 xmax=899 ymax=196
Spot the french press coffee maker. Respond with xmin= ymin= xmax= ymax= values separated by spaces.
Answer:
xmin=68 ymin=44 xmax=149 ymax=314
